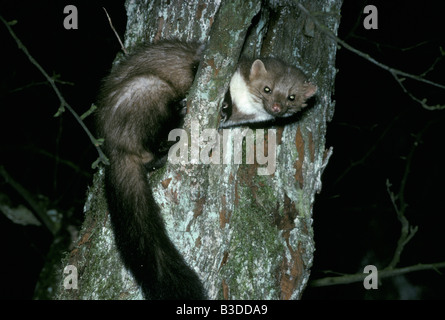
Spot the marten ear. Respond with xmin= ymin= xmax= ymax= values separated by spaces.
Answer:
xmin=250 ymin=59 xmax=267 ymax=80
xmin=303 ymin=82 xmax=317 ymax=99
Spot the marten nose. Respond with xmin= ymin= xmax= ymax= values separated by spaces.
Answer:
xmin=272 ymin=102 xmax=282 ymax=113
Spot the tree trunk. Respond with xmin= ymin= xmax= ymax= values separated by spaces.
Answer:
xmin=56 ymin=0 xmax=341 ymax=300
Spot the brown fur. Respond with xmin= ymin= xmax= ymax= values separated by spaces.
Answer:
xmin=96 ymin=40 xmax=206 ymax=299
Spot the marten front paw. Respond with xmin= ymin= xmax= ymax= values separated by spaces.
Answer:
xmin=144 ymin=155 xmax=168 ymax=172
xmin=178 ymin=98 xmax=187 ymax=116
xmin=220 ymin=101 xmax=230 ymax=123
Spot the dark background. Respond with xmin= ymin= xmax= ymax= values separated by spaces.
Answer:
xmin=0 ymin=0 xmax=444 ymax=299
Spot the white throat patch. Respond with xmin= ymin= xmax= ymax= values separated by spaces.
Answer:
xmin=229 ymin=70 xmax=274 ymax=122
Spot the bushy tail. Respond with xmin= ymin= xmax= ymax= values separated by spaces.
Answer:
xmin=104 ymin=153 xmax=206 ymax=299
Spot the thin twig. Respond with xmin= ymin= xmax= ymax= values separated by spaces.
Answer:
xmin=11 ymin=78 xmax=74 ymax=93
xmin=103 ymin=7 xmax=128 ymax=55
xmin=391 ymin=73 xmax=445 ymax=110
xmin=386 ymin=179 xmax=418 ymax=269
xmin=385 ymin=128 xmax=430 ymax=269
xmin=0 ymin=15 xmax=109 ymax=167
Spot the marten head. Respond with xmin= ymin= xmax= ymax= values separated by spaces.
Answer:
xmin=247 ymin=58 xmax=317 ymax=117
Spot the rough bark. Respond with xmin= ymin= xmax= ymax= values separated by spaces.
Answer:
xmin=56 ymin=0 xmax=341 ymax=300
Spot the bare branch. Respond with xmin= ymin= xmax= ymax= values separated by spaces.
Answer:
xmin=296 ymin=2 xmax=445 ymax=110
xmin=310 ymin=262 xmax=445 ymax=287
xmin=0 ymin=15 xmax=109 ymax=168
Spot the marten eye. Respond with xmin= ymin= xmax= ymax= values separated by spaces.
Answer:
xmin=288 ymin=94 xmax=295 ymax=101
xmin=264 ymin=86 xmax=271 ymax=94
